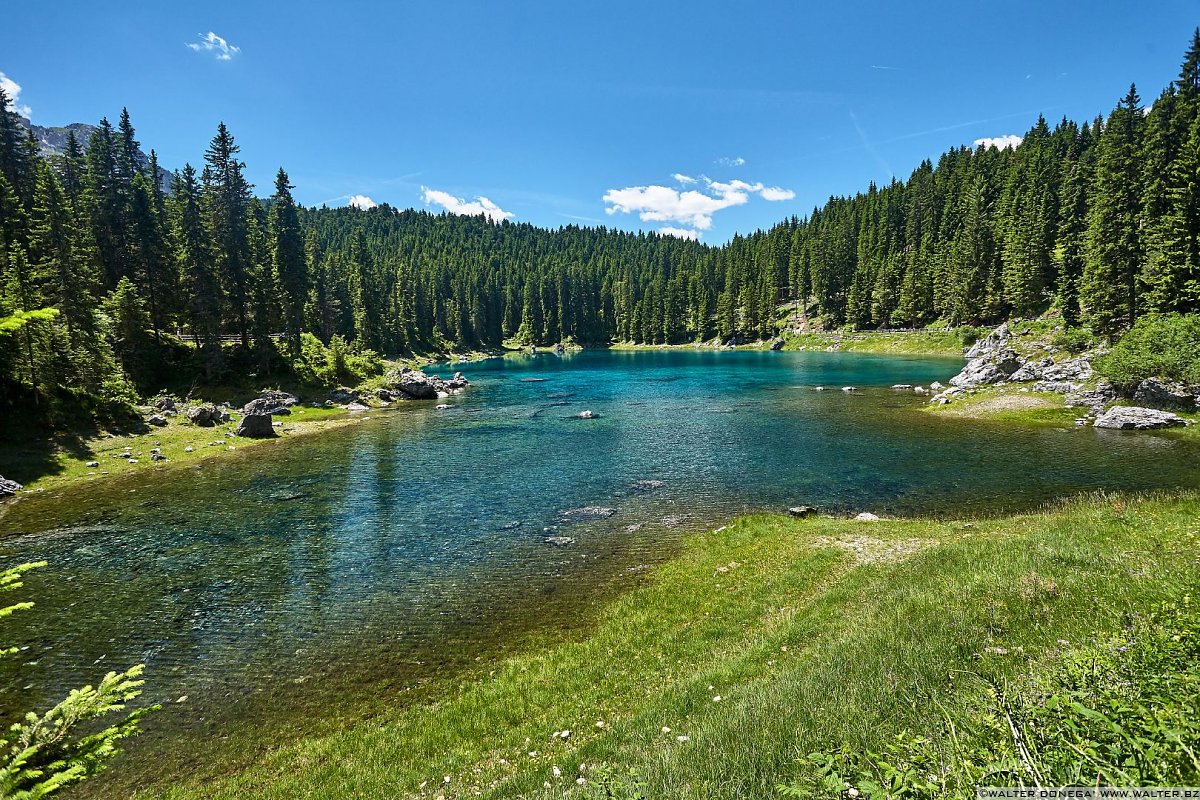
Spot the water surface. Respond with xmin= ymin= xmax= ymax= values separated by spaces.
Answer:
xmin=2 ymin=349 xmax=1199 ymax=791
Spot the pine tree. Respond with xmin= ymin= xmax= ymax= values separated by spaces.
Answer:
xmin=202 ymin=122 xmax=254 ymax=347
xmin=271 ymin=168 xmax=307 ymax=357
xmin=1083 ymin=85 xmax=1146 ymax=336
xmin=172 ymin=164 xmax=223 ymax=375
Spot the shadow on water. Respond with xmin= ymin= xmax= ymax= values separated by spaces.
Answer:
xmin=1 ymin=349 xmax=1198 ymax=796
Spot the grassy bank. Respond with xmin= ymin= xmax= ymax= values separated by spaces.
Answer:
xmin=122 ymin=492 xmax=1200 ymax=800
xmin=608 ymin=329 xmax=967 ymax=357
xmin=0 ymin=404 xmax=371 ymax=496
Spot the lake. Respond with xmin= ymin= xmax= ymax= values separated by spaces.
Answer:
xmin=3 ymin=348 xmax=1199 ymax=792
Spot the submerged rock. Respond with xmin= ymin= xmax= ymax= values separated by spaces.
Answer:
xmin=558 ymin=506 xmax=616 ymax=520
xmin=1093 ymin=406 xmax=1191 ymax=430
xmin=631 ymin=479 xmax=665 ymax=492
xmin=234 ymin=413 xmax=277 ymax=438
xmin=576 ymin=410 xmax=598 ymax=419
xmin=544 ymin=536 xmax=575 ymax=547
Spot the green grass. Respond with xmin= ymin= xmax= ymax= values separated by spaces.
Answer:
xmin=0 ymin=405 xmax=356 ymax=494
xmin=782 ymin=329 xmax=966 ymax=356
xmin=120 ymin=492 xmax=1200 ymax=800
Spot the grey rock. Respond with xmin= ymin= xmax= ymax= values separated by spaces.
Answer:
xmin=558 ymin=506 xmax=616 ymax=520
xmin=1093 ymin=406 xmax=1191 ymax=430
xmin=769 ymin=337 xmax=785 ymax=351
xmin=788 ymin=505 xmax=818 ymax=518
xmin=328 ymin=387 xmax=362 ymax=405
xmin=0 ymin=475 xmax=23 ymax=497
xmin=257 ymin=390 xmax=299 ymax=408
xmin=86 ymin=461 xmax=99 ymax=468
xmin=243 ymin=397 xmax=291 ymax=415
xmin=1032 ymin=380 xmax=1079 ymax=394
xmin=544 ymin=536 xmax=575 ymax=546
xmin=1065 ymin=381 xmax=1118 ymax=415
xmin=153 ymin=396 xmax=177 ymax=412
xmin=855 ymin=512 xmax=881 ymax=522
xmin=186 ymin=404 xmax=222 ymax=427
xmin=234 ymin=413 xmax=277 ymax=438
xmin=1134 ymin=377 xmax=1196 ymax=412
xmin=146 ymin=414 xmax=168 ymax=427
xmin=891 ymin=384 xmax=912 ymax=390
xmin=963 ymin=323 xmax=1010 ymax=360
xmin=631 ymin=479 xmax=665 ymax=492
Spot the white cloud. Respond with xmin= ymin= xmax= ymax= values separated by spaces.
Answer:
xmin=660 ymin=227 xmax=700 ymax=241
xmin=973 ymin=134 xmax=1022 ymax=150
xmin=348 ymin=194 xmax=378 ymax=210
xmin=759 ymin=186 xmax=796 ymax=201
xmin=603 ymin=176 xmax=795 ymax=231
xmin=715 ymin=156 xmax=746 ymax=167
xmin=186 ymin=32 xmax=241 ymax=61
xmin=421 ymin=187 xmax=514 ymax=222
xmin=0 ymin=73 xmax=31 ymax=118
xmin=672 ymin=173 xmax=697 ymax=185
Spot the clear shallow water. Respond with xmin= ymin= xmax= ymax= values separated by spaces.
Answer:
xmin=2 ymin=348 xmax=1200 ymax=789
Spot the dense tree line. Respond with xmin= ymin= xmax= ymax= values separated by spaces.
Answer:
xmin=3 ymin=33 xmax=1200 ymax=422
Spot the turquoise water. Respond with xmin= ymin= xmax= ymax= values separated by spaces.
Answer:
xmin=2 ymin=348 xmax=1200 ymax=789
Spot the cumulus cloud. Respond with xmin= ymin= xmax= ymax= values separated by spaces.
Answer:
xmin=421 ymin=187 xmax=514 ymax=222
xmin=604 ymin=176 xmax=795 ymax=232
xmin=715 ymin=156 xmax=746 ymax=167
xmin=759 ymin=186 xmax=796 ymax=201
xmin=348 ymin=194 xmax=378 ymax=210
xmin=660 ymin=227 xmax=700 ymax=241
xmin=186 ymin=32 xmax=241 ymax=61
xmin=0 ymin=73 xmax=31 ymax=118
xmin=672 ymin=173 xmax=697 ymax=185
xmin=974 ymin=134 xmax=1022 ymax=150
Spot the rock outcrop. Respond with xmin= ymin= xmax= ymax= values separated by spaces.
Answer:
xmin=1133 ymin=378 xmax=1197 ymax=412
xmin=380 ymin=368 xmax=470 ymax=400
xmin=0 ymin=476 xmax=22 ymax=497
xmin=1093 ymin=406 xmax=1192 ymax=430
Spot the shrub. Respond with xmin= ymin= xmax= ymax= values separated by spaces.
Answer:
xmin=956 ymin=326 xmax=989 ymax=347
xmin=1094 ymin=313 xmax=1200 ymax=389
xmin=1049 ymin=327 xmax=1094 ymax=354
xmin=292 ymin=333 xmax=383 ymax=388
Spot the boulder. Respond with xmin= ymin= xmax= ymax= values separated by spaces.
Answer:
xmin=243 ymin=397 xmax=292 ymax=416
xmin=146 ymin=414 xmax=169 ymax=427
xmin=1133 ymin=377 xmax=1196 ymax=412
xmin=234 ymin=413 xmax=277 ymax=438
xmin=788 ymin=505 xmax=818 ymax=518
xmin=257 ymin=390 xmax=299 ymax=408
xmin=394 ymin=372 xmax=440 ymax=399
xmin=1042 ymin=357 xmax=1093 ymax=382
xmin=855 ymin=512 xmax=881 ymax=522
xmin=769 ymin=337 xmax=785 ymax=351
xmin=1093 ymin=406 xmax=1192 ymax=430
xmin=328 ymin=387 xmax=361 ymax=405
xmin=0 ymin=475 xmax=23 ymax=497
xmin=186 ymin=404 xmax=222 ymax=427
xmin=153 ymin=396 xmax=177 ymax=412
xmin=1010 ymin=357 xmax=1054 ymax=383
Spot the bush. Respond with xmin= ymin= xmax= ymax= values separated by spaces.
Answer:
xmin=1049 ymin=327 xmax=1094 ymax=354
xmin=292 ymin=333 xmax=383 ymax=388
xmin=956 ymin=326 xmax=989 ymax=347
xmin=780 ymin=595 xmax=1200 ymax=797
xmin=1094 ymin=313 xmax=1200 ymax=389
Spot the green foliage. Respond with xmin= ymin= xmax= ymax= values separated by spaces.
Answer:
xmin=1094 ymin=313 xmax=1200 ymax=387
xmin=291 ymin=332 xmax=382 ymax=388
xmin=780 ymin=596 xmax=1200 ymax=798
xmin=956 ymin=326 xmax=989 ymax=347
xmin=1049 ymin=327 xmax=1095 ymax=354
xmin=0 ymin=308 xmax=59 ymax=335
xmin=0 ymin=562 xmax=156 ymax=799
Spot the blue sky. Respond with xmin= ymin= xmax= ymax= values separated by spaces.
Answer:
xmin=4 ymin=1 xmax=1197 ymax=242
